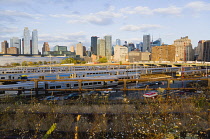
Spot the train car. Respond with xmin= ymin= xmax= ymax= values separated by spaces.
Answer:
xmin=176 ymin=69 xmax=209 ymax=77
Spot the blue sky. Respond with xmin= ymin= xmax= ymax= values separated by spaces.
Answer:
xmin=0 ymin=0 xmax=210 ymax=51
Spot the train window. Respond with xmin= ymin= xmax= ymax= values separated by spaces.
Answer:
xmin=74 ymin=84 xmax=78 ymax=87
xmin=84 ymin=83 xmax=88 ymax=85
xmin=0 ymin=91 xmax=5 ymax=94
xmin=98 ymin=82 xmax=101 ymax=84
xmin=1 ymin=77 xmax=5 ymax=79
xmin=66 ymin=84 xmax=70 ymax=87
xmin=89 ymin=83 xmax=93 ymax=85
xmin=93 ymin=82 xmax=97 ymax=84
xmin=56 ymin=86 xmax=61 ymax=88
xmin=50 ymin=86 xmax=55 ymax=89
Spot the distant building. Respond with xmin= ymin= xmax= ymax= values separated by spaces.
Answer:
xmin=143 ymin=35 xmax=150 ymax=52
xmin=42 ymin=42 xmax=50 ymax=55
xmin=83 ymin=46 xmax=86 ymax=56
xmin=196 ymin=40 xmax=205 ymax=61
xmin=116 ymin=39 xmax=121 ymax=46
xmin=76 ymin=42 xmax=83 ymax=58
xmin=7 ymin=47 xmax=18 ymax=54
xmin=1 ymin=40 xmax=9 ymax=54
xmin=54 ymin=45 xmax=67 ymax=51
xmin=129 ymin=51 xmax=141 ymax=62
xmin=174 ymin=36 xmax=193 ymax=61
xmin=114 ymin=45 xmax=128 ymax=62
xmin=151 ymin=45 xmax=176 ymax=61
xmin=128 ymin=43 xmax=135 ymax=51
xmin=104 ymin=35 xmax=112 ymax=60
xmin=140 ymin=52 xmax=151 ymax=61
xmin=10 ymin=37 xmax=21 ymax=54
xmin=91 ymin=36 xmax=98 ymax=55
xmin=70 ymin=45 xmax=75 ymax=53
xmin=203 ymin=40 xmax=210 ymax=62
xmin=97 ymin=38 xmax=106 ymax=57
xmin=23 ymin=27 xmax=30 ymax=54
xmin=32 ymin=29 xmax=38 ymax=54
xmin=151 ymin=38 xmax=162 ymax=47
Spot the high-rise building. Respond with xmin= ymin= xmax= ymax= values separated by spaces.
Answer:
xmin=143 ymin=35 xmax=151 ymax=52
xmin=32 ymin=29 xmax=38 ymax=54
xmin=104 ymin=35 xmax=112 ymax=60
xmin=83 ymin=46 xmax=86 ymax=56
xmin=97 ymin=38 xmax=106 ymax=57
xmin=23 ymin=27 xmax=30 ymax=54
xmin=10 ymin=37 xmax=21 ymax=54
xmin=114 ymin=45 xmax=128 ymax=62
xmin=76 ymin=42 xmax=83 ymax=57
xmin=151 ymin=45 xmax=176 ymax=61
xmin=70 ymin=45 xmax=75 ymax=53
xmin=42 ymin=42 xmax=50 ymax=54
xmin=174 ymin=36 xmax=193 ymax=61
xmin=22 ymin=38 xmax=24 ymax=54
xmin=203 ymin=40 xmax=210 ymax=62
xmin=91 ymin=36 xmax=98 ymax=55
xmin=128 ymin=43 xmax=135 ymax=51
xmin=196 ymin=40 xmax=205 ymax=61
xmin=116 ymin=39 xmax=121 ymax=46
xmin=1 ymin=40 xmax=9 ymax=54
xmin=151 ymin=38 xmax=162 ymax=47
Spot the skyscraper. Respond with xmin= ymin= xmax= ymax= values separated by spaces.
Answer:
xmin=32 ymin=29 xmax=38 ymax=54
xmin=116 ymin=39 xmax=121 ymax=46
xmin=143 ymin=35 xmax=151 ymax=52
xmin=42 ymin=42 xmax=50 ymax=54
xmin=203 ymin=40 xmax=210 ymax=62
xmin=70 ymin=45 xmax=75 ymax=53
xmin=10 ymin=37 xmax=21 ymax=54
xmin=151 ymin=38 xmax=162 ymax=47
xmin=97 ymin=38 xmax=106 ymax=57
xmin=197 ymin=40 xmax=205 ymax=61
xmin=1 ymin=40 xmax=9 ymax=54
xmin=91 ymin=36 xmax=98 ymax=55
xmin=76 ymin=42 xmax=83 ymax=57
xmin=23 ymin=27 xmax=30 ymax=54
xmin=104 ymin=35 xmax=112 ymax=60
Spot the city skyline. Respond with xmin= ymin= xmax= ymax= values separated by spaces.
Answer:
xmin=1 ymin=0 xmax=210 ymax=50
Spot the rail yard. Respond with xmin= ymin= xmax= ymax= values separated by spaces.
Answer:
xmin=0 ymin=64 xmax=210 ymax=138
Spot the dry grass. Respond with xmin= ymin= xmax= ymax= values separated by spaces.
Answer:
xmin=0 ymin=94 xmax=209 ymax=138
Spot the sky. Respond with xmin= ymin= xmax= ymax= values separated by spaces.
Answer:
xmin=0 ymin=0 xmax=210 ymax=51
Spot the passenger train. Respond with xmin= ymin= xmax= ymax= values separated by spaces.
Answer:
xmin=176 ymin=69 xmax=210 ymax=77
xmin=0 ymin=73 xmax=140 ymax=97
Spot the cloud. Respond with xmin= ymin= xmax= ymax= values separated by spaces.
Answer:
xmin=120 ymin=24 xmax=162 ymax=32
xmin=49 ymin=14 xmax=79 ymax=18
xmin=0 ymin=27 xmax=19 ymax=35
xmin=0 ymin=10 xmax=42 ymax=24
xmin=39 ymin=32 xmax=87 ymax=43
xmin=153 ymin=6 xmax=182 ymax=15
xmin=120 ymin=6 xmax=153 ymax=15
xmin=54 ymin=6 xmax=123 ymax=26
xmin=185 ymin=1 xmax=210 ymax=11
xmin=85 ymin=15 xmax=113 ymax=25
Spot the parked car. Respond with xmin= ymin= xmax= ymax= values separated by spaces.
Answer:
xmin=63 ymin=93 xmax=80 ymax=100
xmin=135 ymin=83 xmax=147 ymax=88
xmin=41 ymin=96 xmax=61 ymax=101
xmin=87 ymin=91 xmax=102 ymax=96
xmin=143 ymin=91 xmax=158 ymax=98
xmin=102 ymin=88 xmax=116 ymax=94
